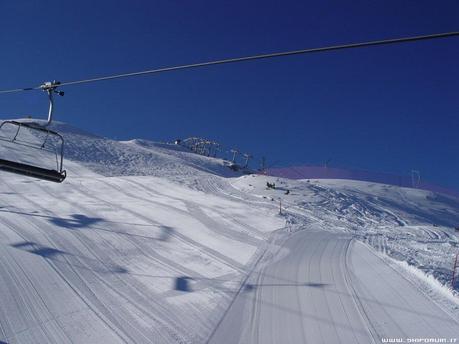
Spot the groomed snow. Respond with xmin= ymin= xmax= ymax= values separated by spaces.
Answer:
xmin=0 ymin=120 xmax=458 ymax=343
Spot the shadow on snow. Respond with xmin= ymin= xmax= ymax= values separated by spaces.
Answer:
xmin=9 ymin=241 xmax=128 ymax=275
xmin=49 ymin=214 xmax=103 ymax=229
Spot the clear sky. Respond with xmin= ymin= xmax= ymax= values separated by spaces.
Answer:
xmin=0 ymin=1 xmax=458 ymax=190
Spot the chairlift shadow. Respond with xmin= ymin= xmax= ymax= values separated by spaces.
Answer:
xmin=243 ymin=282 xmax=328 ymax=292
xmin=49 ymin=214 xmax=103 ymax=229
xmin=158 ymin=225 xmax=174 ymax=242
xmin=10 ymin=241 xmax=66 ymax=258
xmin=175 ymin=276 xmax=193 ymax=292
xmin=171 ymin=278 xmax=327 ymax=294
xmin=10 ymin=240 xmax=128 ymax=274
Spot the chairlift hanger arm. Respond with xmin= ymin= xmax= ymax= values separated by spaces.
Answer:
xmin=39 ymin=81 xmax=64 ymax=126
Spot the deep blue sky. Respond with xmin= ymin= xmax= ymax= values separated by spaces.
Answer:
xmin=0 ymin=1 xmax=458 ymax=189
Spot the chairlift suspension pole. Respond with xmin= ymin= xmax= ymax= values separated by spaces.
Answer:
xmin=46 ymin=89 xmax=54 ymax=126
xmin=40 ymin=81 xmax=64 ymax=127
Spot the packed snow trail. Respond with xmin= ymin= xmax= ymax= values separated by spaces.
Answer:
xmin=208 ymin=230 xmax=459 ymax=344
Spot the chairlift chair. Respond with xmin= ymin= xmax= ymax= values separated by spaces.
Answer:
xmin=0 ymin=81 xmax=67 ymax=183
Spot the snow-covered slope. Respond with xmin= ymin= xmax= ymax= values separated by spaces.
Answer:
xmin=0 ymin=121 xmax=286 ymax=343
xmin=232 ymin=176 xmax=459 ymax=288
xmin=0 ymin=121 xmax=458 ymax=343
xmin=49 ymin=122 xmax=243 ymax=182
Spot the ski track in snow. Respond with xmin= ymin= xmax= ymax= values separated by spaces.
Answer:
xmin=209 ymin=232 xmax=459 ymax=344
xmin=0 ymin=121 xmax=458 ymax=343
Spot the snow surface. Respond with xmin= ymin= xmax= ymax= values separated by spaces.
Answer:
xmin=231 ymin=176 xmax=459 ymax=290
xmin=0 ymin=120 xmax=458 ymax=343
xmin=209 ymin=231 xmax=459 ymax=343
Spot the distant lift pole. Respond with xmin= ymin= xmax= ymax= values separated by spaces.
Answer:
xmin=411 ymin=170 xmax=421 ymax=188
xmin=243 ymin=153 xmax=253 ymax=169
xmin=230 ymin=149 xmax=239 ymax=164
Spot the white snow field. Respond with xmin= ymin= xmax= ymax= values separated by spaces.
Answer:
xmin=0 ymin=121 xmax=458 ymax=343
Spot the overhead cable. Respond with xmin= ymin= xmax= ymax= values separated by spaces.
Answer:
xmin=0 ymin=31 xmax=457 ymax=94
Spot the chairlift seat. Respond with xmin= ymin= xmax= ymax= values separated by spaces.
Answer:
xmin=0 ymin=158 xmax=66 ymax=182
xmin=0 ymin=120 xmax=67 ymax=183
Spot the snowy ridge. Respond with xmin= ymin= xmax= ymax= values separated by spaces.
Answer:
xmin=266 ymin=165 xmax=459 ymax=199
xmin=49 ymin=121 xmax=242 ymax=183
